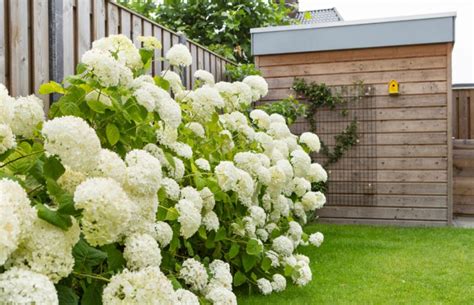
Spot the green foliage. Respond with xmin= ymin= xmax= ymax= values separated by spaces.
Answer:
xmin=225 ymin=63 xmax=262 ymax=82
xmin=292 ymin=78 xmax=360 ymax=166
xmin=259 ymin=95 xmax=307 ymax=126
xmin=118 ymin=0 xmax=294 ymax=62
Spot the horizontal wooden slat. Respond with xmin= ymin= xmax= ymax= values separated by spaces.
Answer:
xmin=377 ymin=157 xmax=447 ymax=170
xmin=310 ymin=133 xmax=446 ymax=146
xmin=326 ymin=194 xmax=447 ymax=208
xmin=258 ymin=44 xmax=449 ymax=67
xmin=317 ymin=217 xmax=447 ymax=227
xmin=453 ymin=203 xmax=474 ymax=215
xmin=265 ymin=82 xmax=447 ymax=100
xmin=311 ymin=120 xmax=446 ymax=134
xmin=260 ymin=56 xmax=447 ymax=78
xmin=318 ymin=206 xmax=448 ymax=221
xmin=328 ymin=170 xmax=447 ymax=182
xmin=313 ymin=145 xmax=447 ymax=158
xmin=453 ymin=177 xmax=474 ymax=196
xmin=266 ymin=69 xmax=447 ymax=89
xmin=376 ymin=182 xmax=448 ymax=195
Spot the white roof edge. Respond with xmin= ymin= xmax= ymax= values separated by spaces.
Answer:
xmin=250 ymin=11 xmax=457 ymax=34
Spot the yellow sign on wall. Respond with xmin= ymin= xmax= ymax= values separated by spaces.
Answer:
xmin=389 ymin=80 xmax=399 ymax=95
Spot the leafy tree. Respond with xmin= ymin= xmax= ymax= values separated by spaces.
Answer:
xmin=118 ymin=0 xmax=295 ymax=62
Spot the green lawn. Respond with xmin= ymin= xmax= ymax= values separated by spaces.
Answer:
xmin=238 ymin=224 xmax=474 ymax=305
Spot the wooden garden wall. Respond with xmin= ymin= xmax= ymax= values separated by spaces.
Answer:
xmin=0 ymin=0 xmax=233 ymax=106
xmin=256 ymin=43 xmax=453 ymax=226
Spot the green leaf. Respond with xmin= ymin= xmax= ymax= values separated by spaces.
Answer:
xmin=154 ymin=76 xmax=170 ymax=91
xmin=184 ymin=240 xmax=195 ymax=256
xmin=81 ymin=281 xmax=103 ymax=305
xmin=261 ymin=256 xmax=271 ymax=272
xmin=43 ymin=156 xmax=65 ymax=180
xmin=56 ymin=285 xmax=79 ymax=305
xmin=86 ymin=98 xmax=107 ymax=113
xmin=284 ymin=264 xmax=294 ymax=277
xmin=198 ymin=226 xmax=207 ymax=240
xmin=165 ymin=207 xmax=179 ymax=221
xmin=215 ymin=227 xmax=226 ymax=241
xmin=39 ymin=81 xmax=65 ymax=95
xmin=36 ymin=204 xmax=72 ymax=230
xmin=73 ymin=239 xmax=107 ymax=269
xmin=59 ymin=101 xmax=82 ymax=117
xmin=228 ymin=243 xmax=240 ymax=259
xmin=101 ymin=244 xmax=125 ymax=272
xmin=105 ymin=123 xmax=120 ymax=146
xmin=233 ymin=271 xmax=247 ymax=286
xmin=242 ymin=253 xmax=257 ymax=272
xmin=246 ymin=238 xmax=263 ymax=256
xmin=139 ymin=48 xmax=154 ymax=65
xmin=76 ymin=63 xmax=88 ymax=74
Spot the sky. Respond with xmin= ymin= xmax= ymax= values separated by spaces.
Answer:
xmin=298 ymin=0 xmax=474 ymax=84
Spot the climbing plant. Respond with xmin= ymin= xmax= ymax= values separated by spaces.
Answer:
xmin=292 ymin=78 xmax=361 ymax=167
xmin=259 ymin=95 xmax=307 ymax=126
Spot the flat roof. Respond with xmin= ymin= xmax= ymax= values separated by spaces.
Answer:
xmin=251 ymin=12 xmax=456 ymax=55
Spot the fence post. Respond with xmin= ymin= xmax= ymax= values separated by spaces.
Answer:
xmin=48 ymin=0 xmax=64 ymax=103
xmin=178 ymin=31 xmax=188 ymax=88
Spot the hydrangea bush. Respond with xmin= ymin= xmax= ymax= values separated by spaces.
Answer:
xmin=0 ymin=35 xmax=327 ymax=304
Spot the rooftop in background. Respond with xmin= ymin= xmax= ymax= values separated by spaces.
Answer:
xmin=294 ymin=8 xmax=343 ymax=24
xmin=453 ymin=83 xmax=474 ymax=89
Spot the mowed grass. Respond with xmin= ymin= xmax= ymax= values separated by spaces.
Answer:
xmin=238 ymin=224 xmax=474 ymax=305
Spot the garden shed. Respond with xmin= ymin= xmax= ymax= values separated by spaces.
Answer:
xmin=252 ymin=12 xmax=456 ymax=226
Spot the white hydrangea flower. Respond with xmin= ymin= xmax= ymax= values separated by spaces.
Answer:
xmin=214 ymin=161 xmax=240 ymax=192
xmin=257 ymin=278 xmax=273 ymax=295
xmin=103 ymin=267 xmax=177 ymax=304
xmin=194 ymin=69 xmax=215 ymax=86
xmin=92 ymin=149 xmax=127 ymax=184
xmin=271 ymin=274 xmax=287 ymax=292
xmin=124 ymin=233 xmax=162 ymax=270
xmin=185 ymin=122 xmax=205 ymax=138
xmin=0 ymin=179 xmax=36 ymax=250
xmin=181 ymin=186 xmax=203 ymax=211
xmin=309 ymin=232 xmax=324 ymax=247
xmin=125 ymin=149 xmax=162 ymax=196
xmin=292 ymin=177 xmax=311 ymax=197
xmin=165 ymin=43 xmax=192 ymax=67
xmin=42 ymin=116 xmax=101 ymax=173
xmin=92 ymin=34 xmax=143 ymax=70
xmin=0 ymin=123 xmax=16 ymax=154
xmin=272 ymin=236 xmax=294 ymax=256
xmin=81 ymin=49 xmax=133 ymax=87
xmin=189 ymin=85 xmax=225 ymax=122
xmin=179 ymin=258 xmax=208 ymax=292
xmin=200 ymin=187 xmax=215 ymax=211
xmin=175 ymin=288 xmax=200 ymax=305
xmin=299 ymin=132 xmax=321 ymax=152
xmin=0 ymin=84 xmax=14 ymax=125
xmin=249 ymin=206 xmax=267 ymax=227
xmin=293 ymin=202 xmax=307 ymax=224
xmin=162 ymin=70 xmax=184 ymax=94
xmin=176 ymin=199 xmax=201 ymax=239
xmin=301 ymin=191 xmax=326 ymax=212
xmin=306 ymin=163 xmax=328 ymax=183
xmin=203 ymin=211 xmax=220 ymax=232
xmin=235 ymin=170 xmax=255 ymax=207
xmin=74 ymin=177 xmax=134 ymax=246
xmin=161 ymin=177 xmax=181 ymax=201
xmin=207 ymin=259 xmax=232 ymax=290
xmin=250 ymin=109 xmax=271 ymax=130
xmin=232 ymin=81 xmax=253 ymax=108
xmin=292 ymin=259 xmax=312 ymax=286
xmin=265 ymin=250 xmax=280 ymax=268
xmin=243 ymin=75 xmax=268 ymax=101
xmin=170 ymin=142 xmax=193 ymax=159
xmin=152 ymin=221 xmax=173 ymax=248
xmin=158 ymin=97 xmax=183 ymax=129
xmin=268 ymin=122 xmax=292 ymax=139
xmin=290 ymin=149 xmax=312 ymax=178
xmin=6 ymin=217 xmax=80 ymax=283
xmin=10 ymin=95 xmax=45 ymax=138
xmin=0 ymin=268 xmax=58 ymax=305
xmin=196 ymin=158 xmax=211 ymax=171
xmin=144 ymin=143 xmax=169 ymax=167
xmin=128 ymin=193 xmax=159 ymax=226
xmin=287 ymin=221 xmax=303 ymax=244
xmin=156 ymin=122 xmax=178 ymax=146
xmin=85 ymin=90 xmax=113 ymax=107
xmin=169 ymin=156 xmax=185 ymax=181
xmin=0 ymin=204 xmax=20 ymax=266
xmin=138 ymin=35 xmax=162 ymax=50
xmin=205 ymin=287 xmax=237 ymax=305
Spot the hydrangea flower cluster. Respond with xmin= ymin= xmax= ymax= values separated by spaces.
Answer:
xmin=0 ymin=35 xmax=327 ymax=303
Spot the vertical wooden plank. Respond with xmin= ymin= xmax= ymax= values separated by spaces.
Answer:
xmin=469 ymin=95 xmax=474 ymax=139
xmin=93 ymin=0 xmax=106 ymax=40
xmin=452 ymin=91 xmax=459 ymax=138
xmin=107 ymin=3 xmax=119 ymax=35
xmin=0 ymin=0 xmax=5 ymax=84
xmin=120 ymin=10 xmax=131 ymax=39
xmin=197 ymin=47 xmax=204 ymax=70
xmin=142 ymin=21 xmax=152 ymax=37
xmin=184 ymin=41 xmax=191 ymax=88
xmin=446 ymin=44 xmax=454 ymax=225
xmin=459 ymin=90 xmax=469 ymax=139
xmin=32 ymin=0 xmax=49 ymax=106
xmin=162 ymin=30 xmax=171 ymax=70
xmin=215 ymin=58 xmax=221 ymax=82
xmin=204 ymin=51 xmax=210 ymax=72
xmin=172 ymin=34 xmax=179 ymax=46
xmin=222 ymin=59 xmax=227 ymax=81
xmin=63 ymin=0 xmax=75 ymax=77
xmin=77 ymin=0 xmax=91 ymax=60
xmin=153 ymin=26 xmax=162 ymax=75
xmin=9 ymin=0 xmax=29 ymax=96
xmin=131 ymin=14 xmax=142 ymax=47
xmin=210 ymin=54 xmax=216 ymax=79
xmin=190 ymin=44 xmax=197 ymax=82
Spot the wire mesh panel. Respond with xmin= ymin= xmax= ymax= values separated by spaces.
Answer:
xmin=291 ymin=84 xmax=377 ymax=206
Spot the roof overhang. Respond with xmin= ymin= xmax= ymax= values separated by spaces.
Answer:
xmin=251 ymin=12 xmax=456 ymax=56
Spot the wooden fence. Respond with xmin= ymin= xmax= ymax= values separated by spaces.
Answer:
xmin=0 ymin=0 xmax=234 ymax=105
xmin=452 ymin=88 xmax=474 ymax=139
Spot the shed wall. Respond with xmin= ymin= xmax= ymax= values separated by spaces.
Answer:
xmin=256 ymin=43 xmax=452 ymax=226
